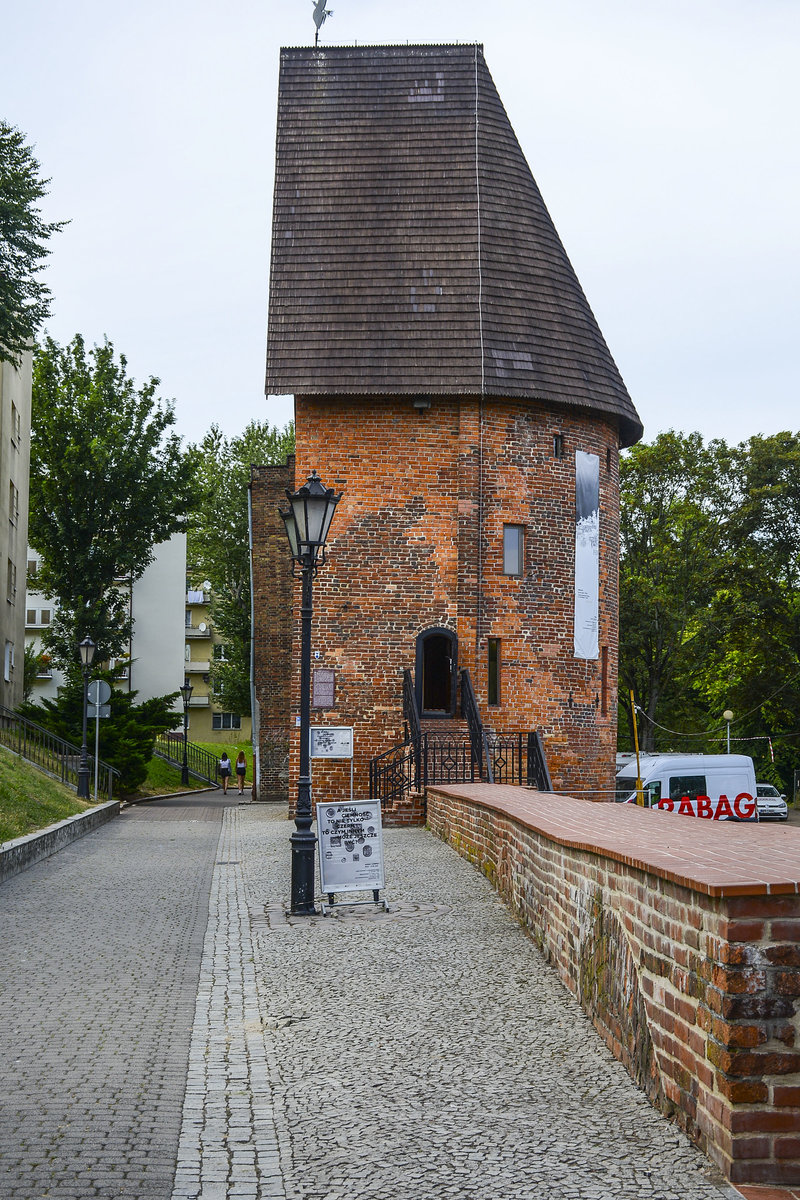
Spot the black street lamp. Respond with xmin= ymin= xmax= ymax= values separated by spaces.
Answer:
xmin=77 ymin=636 xmax=96 ymax=800
xmin=180 ymin=677 xmax=193 ymax=785
xmin=279 ymin=469 xmax=341 ymax=915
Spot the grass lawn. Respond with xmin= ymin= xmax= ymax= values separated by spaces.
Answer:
xmin=0 ymin=745 xmax=97 ymax=843
xmin=130 ymin=755 xmax=199 ymax=800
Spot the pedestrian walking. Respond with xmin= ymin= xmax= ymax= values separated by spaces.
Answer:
xmin=235 ymin=751 xmax=247 ymax=795
xmin=219 ymin=751 xmax=232 ymax=794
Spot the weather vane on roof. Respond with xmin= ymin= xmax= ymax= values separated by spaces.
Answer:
xmin=312 ymin=0 xmax=332 ymax=46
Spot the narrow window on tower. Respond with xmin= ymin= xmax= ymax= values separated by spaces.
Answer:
xmin=488 ymin=638 xmax=501 ymax=706
xmin=503 ymin=524 xmax=524 ymax=576
xmin=553 ymin=433 xmax=564 ymax=459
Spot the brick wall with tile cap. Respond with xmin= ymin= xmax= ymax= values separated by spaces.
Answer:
xmin=426 ymin=783 xmax=800 ymax=1187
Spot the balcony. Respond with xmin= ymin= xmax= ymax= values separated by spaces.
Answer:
xmin=186 ymin=589 xmax=209 ymax=605
xmin=186 ymin=660 xmax=210 ymax=673
xmin=185 ymin=624 xmax=212 ymax=638
xmin=188 ymin=694 xmax=210 ymax=707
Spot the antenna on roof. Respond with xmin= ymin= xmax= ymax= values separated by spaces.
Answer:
xmin=312 ymin=0 xmax=332 ymax=46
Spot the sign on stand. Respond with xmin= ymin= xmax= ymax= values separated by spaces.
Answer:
xmin=316 ymin=799 xmax=387 ymax=913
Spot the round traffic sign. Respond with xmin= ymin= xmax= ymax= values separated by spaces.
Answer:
xmin=87 ymin=679 xmax=112 ymax=706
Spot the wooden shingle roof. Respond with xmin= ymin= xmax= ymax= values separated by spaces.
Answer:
xmin=266 ymin=44 xmax=643 ymax=447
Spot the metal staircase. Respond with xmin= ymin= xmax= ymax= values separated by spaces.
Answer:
xmin=369 ymin=669 xmax=552 ymax=803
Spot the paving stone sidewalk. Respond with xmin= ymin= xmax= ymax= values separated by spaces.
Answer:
xmin=1 ymin=796 xmax=745 ymax=1200
xmin=180 ymin=803 xmax=741 ymax=1200
xmin=0 ymin=794 xmax=231 ymax=1200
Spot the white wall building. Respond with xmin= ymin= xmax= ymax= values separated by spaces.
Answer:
xmin=0 ymin=353 xmax=32 ymax=710
xmin=25 ymin=532 xmax=187 ymax=704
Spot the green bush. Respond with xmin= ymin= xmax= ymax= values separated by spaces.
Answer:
xmin=19 ymin=677 xmax=181 ymax=795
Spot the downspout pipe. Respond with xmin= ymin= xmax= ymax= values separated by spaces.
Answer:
xmin=248 ymin=481 xmax=259 ymax=799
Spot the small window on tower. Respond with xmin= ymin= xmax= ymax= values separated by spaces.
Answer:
xmin=553 ymin=433 xmax=564 ymax=459
xmin=488 ymin=638 xmax=501 ymax=706
xmin=503 ymin=525 xmax=524 ymax=576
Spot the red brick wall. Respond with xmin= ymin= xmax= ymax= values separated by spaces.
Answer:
xmin=427 ymin=785 xmax=800 ymax=1187
xmin=284 ymin=394 xmax=620 ymax=803
xmin=250 ymin=459 xmax=295 ymax=800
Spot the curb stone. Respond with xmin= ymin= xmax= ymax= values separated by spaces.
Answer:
xmin=0 ymin=799 xmax=119 ymax=884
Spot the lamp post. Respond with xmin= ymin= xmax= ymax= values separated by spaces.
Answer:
xmin=77 ymin=636 xmax=96 ymax=799
xmin=279 ymin=469 xmax=341 ymax=915
xmin=180 ymin=677 xmax=193 ymax=785
xmin=723 ymin=709 xmax=734 ymax=754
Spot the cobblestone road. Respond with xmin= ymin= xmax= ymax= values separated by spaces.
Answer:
xmin=2 ymin=797 xmax=744 ymax=1199
xmin=0 ymin=794 xmax=231 ymax=1200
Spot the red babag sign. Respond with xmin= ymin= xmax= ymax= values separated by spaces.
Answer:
xmin=656 ymin=793 xmax=756 ymax=821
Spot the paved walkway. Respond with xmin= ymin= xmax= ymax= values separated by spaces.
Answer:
xmin=0 ymin=795 xmax=749 ymax=1199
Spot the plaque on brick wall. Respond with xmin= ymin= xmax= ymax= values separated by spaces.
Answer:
xmin=309 ymin=726 xmax=353 ymax=759
xmin=316 ymin=799 xmax=385 ymax=894
xmin=312 ymin=668 xmax=336 ymax=708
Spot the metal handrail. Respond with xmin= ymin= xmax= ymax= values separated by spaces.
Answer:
xmin=402 ymin=668 xmax=422 ymax=789
xmin=153 ymin=732 xmax=221 ymax=788
xmin=460 ymin=669 xmax=494 ymax=783
xmin=0 ymin=703 xmax=120 ymax=800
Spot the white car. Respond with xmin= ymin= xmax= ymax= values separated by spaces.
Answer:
xmin=756 ymin=783 xmax=788 ymax=821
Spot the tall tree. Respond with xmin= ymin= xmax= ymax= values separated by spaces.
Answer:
xmin=188 ymin=421 xmax=294 ymax=715
xmin=29 ymin=334 xmax=198 ymax=667
xmin=0 ymin=121 xmax=66 ymax=367
xmin=618 ymin=431 xmax=734 ymax=751
xmin=690 ymin=432 xmax=800 ymax=784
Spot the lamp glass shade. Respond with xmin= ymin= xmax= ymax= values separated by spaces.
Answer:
xmin=286 ymin=471 xmax=341 ymax=560
xmin=280 ymin=506 xmax=300 ymax=560
xmin=78 ymin=636 xmax=96 ymax=668
xmin=180 ymin=678 xmax=193 ymax=703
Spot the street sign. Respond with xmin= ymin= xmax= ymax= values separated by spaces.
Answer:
xmin=316 ymin=799 xmax=385 ymax=895
xmin=87 ymin=704 xmax=111 ymax=718
xmin=87 ymin=680 xmax=112 ymax=706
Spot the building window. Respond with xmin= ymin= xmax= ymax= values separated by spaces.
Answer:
xmin=503 ymin=525 xmax=524 ymax=576
xmin=7 ymin=559 xmax=16 ymax=604
xmin=10 ymin=402 xmax=20 ymax=447
xmin=185 ymin=609 xmax=192 ymax=628
xmin=553 ymin=433 xmax=564 ymax=459
xmin=488 ymin=638 xmax=501 ymax=706
xmin=4 ymin=641 xmax=14 ymax=682
xmin=212 ymin=712 xmax=241 ymax=731
xmin=212 ymin=643 xmax=229 ymax=661
xmin=27 ymin=559 xmax=37 ymax=582
xmin=8 ymin=481 xmax=18 ymax=527
xmin=40 ymin=609 xmax=51 ymax=625
xmin=26 ymin=608 xmax=36 ymax=626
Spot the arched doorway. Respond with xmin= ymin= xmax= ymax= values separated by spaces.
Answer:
xmin=415 ymin=627 xmax=457 ymax=718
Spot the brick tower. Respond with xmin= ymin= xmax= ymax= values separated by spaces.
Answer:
xmin=252 ymin=44 xmax=642 ymax=806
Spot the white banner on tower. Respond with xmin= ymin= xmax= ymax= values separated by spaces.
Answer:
xmin=574 ymin=450 xmax=600 ymax=660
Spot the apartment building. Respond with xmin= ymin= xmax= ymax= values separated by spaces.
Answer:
xmin=0 ymin=353 xmax=32 ymax=710
xmin=183 ymin=583 xmax=252 ymax=744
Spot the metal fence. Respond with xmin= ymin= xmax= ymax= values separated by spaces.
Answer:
xmin=0 ymin=704 xmax=119 ymax=800
xmin=369 ymin=731 xmax=551 ymax=803
xmin=154 ymin=732 xmax=221 ymax=788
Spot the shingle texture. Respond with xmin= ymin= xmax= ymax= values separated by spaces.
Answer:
xmin=266 ymin=44 xmax=643 ymax=447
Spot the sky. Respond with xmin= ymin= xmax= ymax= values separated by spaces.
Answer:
xmin=4 ymin=0 xmax=798 ymax=449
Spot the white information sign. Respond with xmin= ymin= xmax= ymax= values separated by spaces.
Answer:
xmin=310 ymin=726 xmax=353 ymax=759
xmin=317 ymin=800 xmax=385 ymax=895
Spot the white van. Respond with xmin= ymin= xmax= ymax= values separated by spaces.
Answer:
xmin=614 ymin=754 xmax=757 ymax=821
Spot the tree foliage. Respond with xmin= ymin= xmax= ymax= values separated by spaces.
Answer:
xmin=619 ymin=430 xmax=800 ymax=791
xmin=0 ymin=121 xmax=66 ymax=367
xmin=19 ymin=681 xmax=180 ymax=794
xmin=29 ymin=334 xmax=198 ymax=668
xmin=187 ymin=421 xmax=294 ymax=715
